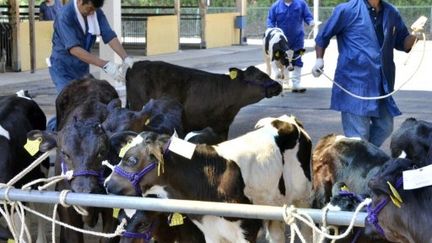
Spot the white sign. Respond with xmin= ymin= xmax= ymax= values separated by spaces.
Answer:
xmin=403 ymin=164 xmax=432 ymax=190
xmin=168 ymin=136 xmax=197 ymax=160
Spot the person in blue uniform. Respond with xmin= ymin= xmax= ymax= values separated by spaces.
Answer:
xmin=312 ymin=0 xmax=421 ymax=147
xmin=48 ymin=0 xmax=133 ymax=130
xmin=39 ymin=0 xmax=62 ymax=21
xmin=267 ymin=0 xmax=314 ymax=92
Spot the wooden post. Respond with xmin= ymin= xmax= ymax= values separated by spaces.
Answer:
xmin=174 ymin=0 xmax=180 ymax=48
xmin=29 ymin=0 xmax=36 ymax=73
xmin=10 ymin=0 xmax=21 ymax=71
xmin=199 ymin=0 xmax=207 ymax=49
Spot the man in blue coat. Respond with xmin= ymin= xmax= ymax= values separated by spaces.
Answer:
xmin=49 ymin=0 xmax=132 ymax=93
xmin=267 ymin=0 xmax=314 ymax=92
xmin=48 ymin=0 xmax=133 ymax=130
xmin=312 ymin=0 xmax=420 ymax=147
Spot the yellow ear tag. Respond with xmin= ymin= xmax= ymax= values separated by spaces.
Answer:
xmin=119 ymin=141 xmax=132 ymax=158
xmin=24 ymin=137 xmax=42 ymax=156
xmin=157 ymin=160 xmax=165 ymax=176
xmin=7 ymin=239 xmax=15 ymax=243
xmin=144 ymin=118 xmax=150 ymax=126
xmin=169 ymin=212 xmax=184 ymax=226
xmin=275 ymin=51 xmax=280 ymax=57
xmin=112 ymin=208 xmax=120 ymax=219
xmin=390 ymin=194 xmax=402 ymax=208
xmin=387 ymin=181 xmax=403 ymax=204
xmin=229 ymin=70 xmax=238 ymax=80
xmin=340 ymin=185 xmax=350 ymax=191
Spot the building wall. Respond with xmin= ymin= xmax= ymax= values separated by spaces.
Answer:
xmin=19 ymin=21 xmax=53 ymax=71
xmin=147 ymin=15 xmax=179 ymax=55
xmin=205 ymin=13 xmax=240 ymax=48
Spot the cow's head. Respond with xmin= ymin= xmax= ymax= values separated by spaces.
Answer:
xmin=118 ymin=208 xmax=156 ymax=243
xmin=103 ymin=99 xmax=152 ymax=136
xmin=365 ymin=158 xmax=417 ymax=242
xmin=28 ymin=118 xmax=110 ymax=194
xmin=103 ymin=97 xmax=184 ymax=137
xmin=390 ymin=117 xmax=432 ymax=165
xmin=105 ymin=131 xmax=169 ymax=196
xmin=278 ymin=49 xmax=306 ymax=72
xmin=255 ymin=114 xmax=312 ymax=180
xmin=229 ymin=66 xmax=282 ymax=98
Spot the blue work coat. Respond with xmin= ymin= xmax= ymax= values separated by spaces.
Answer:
xmin=315 ymin=0 xmax=410 ymax=117
xmin=49 ymin=1 xmax=116 ymax=92
xmin=267 ymin=0 xmax=313 ymax=51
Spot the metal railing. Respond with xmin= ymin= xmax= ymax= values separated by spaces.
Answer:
xmin=0 ymin=188 xmax=368 ymax=227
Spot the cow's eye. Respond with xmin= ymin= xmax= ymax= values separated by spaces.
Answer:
xmin=127 ymin=156 xmax=138 ymax=166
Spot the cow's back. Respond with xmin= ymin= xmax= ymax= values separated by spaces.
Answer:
xmin=56 ymin=77 xmax=119 ymax=130
xmin=126 ymin=60 xmax=223 ymax=110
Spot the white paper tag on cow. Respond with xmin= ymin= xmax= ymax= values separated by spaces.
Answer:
xmin=168 ymin=135 xmax=196 ymax=160
xmin=403 ymin=164 xmax=432 ymax=190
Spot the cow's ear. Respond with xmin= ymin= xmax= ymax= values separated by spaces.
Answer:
xmin=26 ymin=130 xmax=57 ymax=152
xmin=109 ymin=131 xmax=139 ymax=154
xmin=107 ymin=99 xmax=122 ymax=112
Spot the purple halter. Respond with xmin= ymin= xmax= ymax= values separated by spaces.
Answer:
xmin=122 ymin=225 xmax=153 ymax=241
xmin=113 ymin=162 xmax=157 ymax=195
xmin=366 ymin=177 xmax=403 ymax=237
xmin=61 ymin=159 xmax=105 ymax=185
xmin=338 ymin=190 xmax=365 ymax=203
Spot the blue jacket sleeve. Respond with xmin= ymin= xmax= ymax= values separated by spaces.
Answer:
xmin=266 ymin=5 xmax=276 ymax=28
xmin=394 ymin=11 xmax=410 ymax=52
xmin=302 ymin=1 xmax=314 ymax=25
xmin=97 ymin=9 xmax=117 ymax=44
xmin=315 ymin=5 xmax=347 ymax=48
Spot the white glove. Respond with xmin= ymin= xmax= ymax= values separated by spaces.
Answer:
xmin=312 ymin=58 xmax=324 ymax=78
xmin=308 ymin=20 xmax=315 ymax=27
xmin=411 ymin=16 xmax=427 ymax=33
xmin=123 ymin=56 xmax=135 ymax=69
xmin=102 ymin=61 xmax=125 ymax=82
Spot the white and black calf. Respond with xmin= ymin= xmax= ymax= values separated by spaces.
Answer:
xmin=263 ymin=27 xmax=305 ymax=80
xmin=390 ymin=117 xmax=432 ymax=165
xmin=105 ymin=114 xmax=312 ymax=243
xmin=366 ymin=158 xmax=432 ymax=243
xmin=125 ymin=61 xmax=282 ymax=139
xmin=0 ymin=91 xmax=48 ymax=242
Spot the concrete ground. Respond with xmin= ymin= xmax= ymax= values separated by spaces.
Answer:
xmin=0 ymin=39 xmax=431 ymax=241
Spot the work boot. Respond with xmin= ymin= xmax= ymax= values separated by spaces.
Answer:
xmin=291 ymin=66 xmax=306 ymax=93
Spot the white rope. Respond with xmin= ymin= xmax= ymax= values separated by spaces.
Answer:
xmin=21 ymin=171 xmax=73 ymax=191
xmin=21 ymin=203 xmax=126 ymax=239
xmin=283 ymin=198 xmax=371 ymax=241
xmin=58 ymin=190 xmax=89 ymax=216
xmin=319 ymin=33 xmax=426 ymax=100
xmin=6 ymin=150 xmax=53 ymax=187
